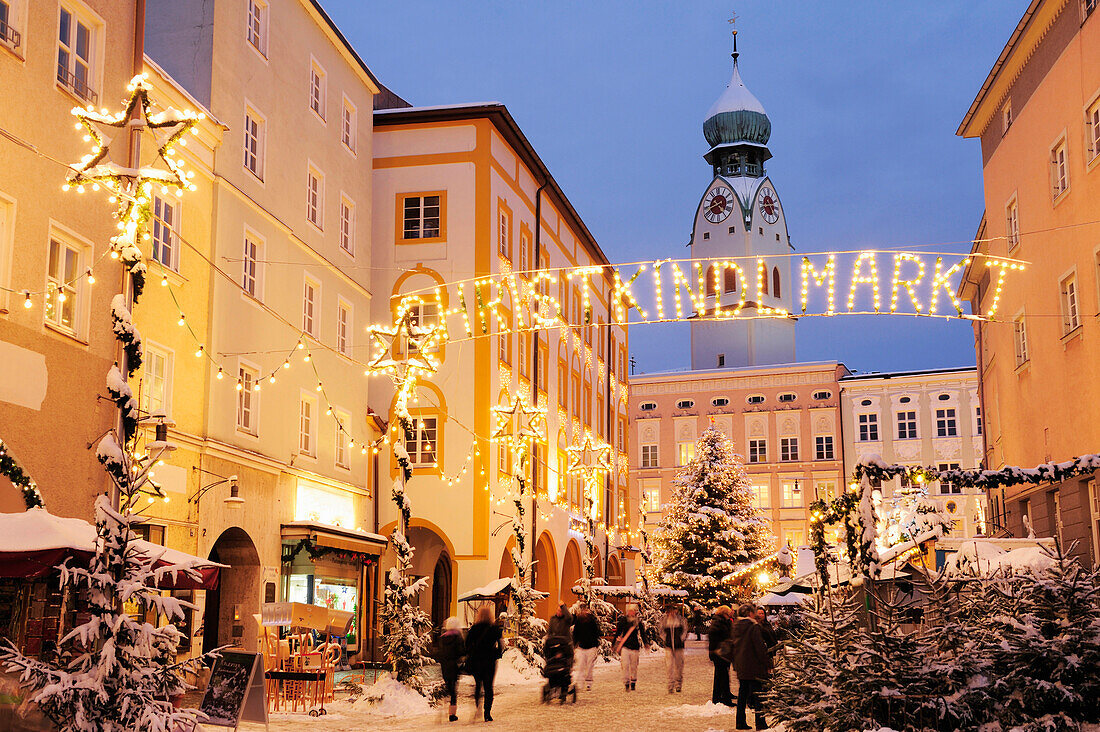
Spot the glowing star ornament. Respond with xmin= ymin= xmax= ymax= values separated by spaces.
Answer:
xmin=565 ymin=433 xmax=613 ymax=482
xmin=367 ymin=299 xmax=448 ymax=421
xmin=491 ymin=394 xmax=547 ymax=445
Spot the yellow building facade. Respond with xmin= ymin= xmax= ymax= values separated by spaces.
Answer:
xmin=958 ymin=0 xmax=1100 ymax=566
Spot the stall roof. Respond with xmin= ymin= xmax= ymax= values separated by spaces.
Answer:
xmin=458 ymin=577 xmax=549 ymax=603
xmin=757 ymin=592 xmax=810 ymax=607
xmin=281 ymin=520 xmax=388 ymax=554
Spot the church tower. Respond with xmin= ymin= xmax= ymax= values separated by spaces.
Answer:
xmin=689 ymin=28 xmax=795 ymax=370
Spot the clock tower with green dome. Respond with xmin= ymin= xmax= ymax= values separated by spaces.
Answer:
xmin=689 ymin=27 xmax=795 ymax=370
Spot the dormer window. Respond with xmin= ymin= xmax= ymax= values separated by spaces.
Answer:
xmin=747 ymin=395 xmax=765 ymax=405
xmin=639 ymin=402 xmax=657 ymax=412
xmin=676 ymin=399 xmax=695 ymax=409
xmin=812 ymin=390 xmax=832 ymax=400
xmin=712 ymin=397 xmax=729 ymax=407
xmin=778 ymin=392 xmax=797 ymax=402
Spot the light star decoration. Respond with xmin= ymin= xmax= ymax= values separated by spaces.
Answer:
xmin=491 ymin=394 xmax=546 ymax=445
xmin=566 ymin=433 xmax=613 ymax=519
xmin=367 ymin=297 xmax=448 ymax=424
xmin=66 ymin=73 xmax=203 ymax=302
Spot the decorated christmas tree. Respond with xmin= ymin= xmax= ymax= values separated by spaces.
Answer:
xmin=653 ymin=426 xmax=772 ymax=607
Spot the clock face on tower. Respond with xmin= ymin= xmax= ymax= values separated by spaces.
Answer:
xmin=758 ymin=187 xmax=780 ymax=224
xmin=702 ymin=186 xmax=734 ymax=224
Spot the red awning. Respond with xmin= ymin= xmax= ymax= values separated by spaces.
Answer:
xmin=0 ymin=508 xmax=223 ymax=590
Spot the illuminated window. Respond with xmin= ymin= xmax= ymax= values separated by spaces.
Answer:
xmin=644 ymin=486 xmax=661 ymax=513
xmin=749 ymin=482 xmax=769 ymax=510
xmin=405 ymin=417 xmax=437 ymax=466
xmin=748 ymin=439 xmax=767 ymax=463
xmin=677 ymin=441 xmax=695 ymax=465
xmin=780 ymin=480 xmax=803 ymax=508
xmin=641 ymin=444 xmax=658 ymax=469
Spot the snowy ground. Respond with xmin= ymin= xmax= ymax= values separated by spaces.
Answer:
xmin=243 ymin=640 xmax=751 ymax=732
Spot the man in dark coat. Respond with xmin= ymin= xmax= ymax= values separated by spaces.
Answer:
xmin=707 ymin=605 xmax=734 ymax=706
xmin=548 ymin=602 xmax=573 ymax=639
xmin=434 ymin=617 xmax=465 ymax=722
xmin=466 ymin=605 xmax=503 ymax=722
xmin=730 ymin=604 xmax=773 ymax=730
xmin=571 ymin=603 xmax=602 ymax=691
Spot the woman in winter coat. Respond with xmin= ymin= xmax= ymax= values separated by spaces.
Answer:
xmin=707 ymin=605 xmax=734 ymax=706
xmin=435 ymin=616 xmax=465 ymax=722
xmin=730 ymin=603 xmax=773 ymax=730
xmin=571 ymin=603 xmax=602 ymax=691
xmin=465 ymin=603 xmax=503 ymax=722
xmin=613 ymin=605 xmax=645 ymax=691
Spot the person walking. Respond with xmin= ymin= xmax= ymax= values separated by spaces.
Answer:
xmin=435 ymin=617 xmax=465 ymax=722
xmin=731 ymin=603 xmax=773 ymax=730
xmin=613 ymin=604 xmax=644 ymax=691
xmin=708 ymin=605 xmax=734 ymax=706
xmin=466 ymin=604 xmax=503 ymax=722
xmin=659 ymin=603 xmax=689 ymax=693
xmin=571 ymin=603 xmax=601 ymax=691
xmin=548 ymin=602 xmax=573 ymax=639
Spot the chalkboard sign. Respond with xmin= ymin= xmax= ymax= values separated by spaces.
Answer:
xmin=198 ymin=651 xmax=267 ymax=729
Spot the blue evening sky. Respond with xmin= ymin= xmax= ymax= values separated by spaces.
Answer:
xmin=325 ymin=1 xmax=1025 ymax=376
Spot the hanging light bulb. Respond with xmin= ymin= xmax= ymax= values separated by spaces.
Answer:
xmin=22 ymin=291 xmax=32 ymax=309
xmin=177 ymin=314 xmax=186 ymax=326
xmin=315 ymin=382 xmax=323 ymax=392
xmin=161 ymin=276 xmax=169 ymax=287
xmin=282 ymin=359 xmax=291 ymax=369
xmin=86 ymin=269 xmax=95 ymax=285
xmin=216 ymin=367 xmax=224 ymax=380
xmin=236 ymin=378 xmax=243 ymax=391
xmin=195 ymin=345 xmax=204 ymax=358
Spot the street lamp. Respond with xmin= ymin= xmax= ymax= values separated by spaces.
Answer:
xmin=188 ymin=469 xmax=243 ymax=510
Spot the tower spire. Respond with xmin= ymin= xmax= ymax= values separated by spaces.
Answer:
xmin=728 ymin=13 xmax=739 ymax=60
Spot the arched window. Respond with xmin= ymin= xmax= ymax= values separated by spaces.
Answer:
xmin=705 ymin=265 xmax=717 ymax=296
xmin=761 ymin=269 xmax=769 ymax=295
xmin=772 ymin=267 xmax=781 ymax=298
xmin=724 ymin=267 xmax=737 ymax=293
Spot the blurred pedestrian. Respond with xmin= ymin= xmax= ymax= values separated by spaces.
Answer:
xmin=466 ymin=604 xmax=503 ymax=722
xmin=613 ymin=604 xmax=644 ymax=691
xmin=572 ymin=603 xmax=602 ymax=691
xmin=659 ymin=603 xmax=689 ymax=693
xmin=434 ymin=616 xmax=465 ymax=722
xmin=731 ymin=603 xmax=772 ymax=730
xmin=708 ymin=605 xmax=734 ymax=706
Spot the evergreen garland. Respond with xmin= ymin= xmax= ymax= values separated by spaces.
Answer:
xmin=0 ymin=439 xmax=45 ymax=509
xmin=281 ymin=538 xmax=378 ymax=566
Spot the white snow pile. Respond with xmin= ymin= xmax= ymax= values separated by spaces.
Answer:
xmin=670 ymin=701 xmax=737 ymax=717
xmin=349 ymin=673 xmax=433 ymax=718
xmin=494 ymin=646 xmax=543 ymax=686
xmin=944 ymin=540 xmax=1057 ymax=576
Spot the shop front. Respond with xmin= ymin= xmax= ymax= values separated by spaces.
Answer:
xmin=280 ymin=521 xmax=387 ymax=663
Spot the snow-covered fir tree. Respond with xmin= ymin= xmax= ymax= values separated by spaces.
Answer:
xmin=653 ymin=426 xmax=772 ymax=607
xmin=570 ymin=526 xmax=616 ymax=660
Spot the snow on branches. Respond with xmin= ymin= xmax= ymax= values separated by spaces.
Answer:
xmin=110 ymin=295 xmax=142 ymax=377
xmin=0 ymin=439 xmax=45 ymax=509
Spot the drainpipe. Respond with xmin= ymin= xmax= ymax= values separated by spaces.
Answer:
xmin=605 ymin=286 xmax=614 ymax=580
xmin=530 ymin=183 xmax=546 ymax=584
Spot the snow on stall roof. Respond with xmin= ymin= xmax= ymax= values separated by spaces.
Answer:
xmin=458 ymin=577 xmax=517 ymax=602
xmin=756 ymin=591 xmax=809 ymax=606
xmin=943 ymin=539 xmax=1057 ymax=576
xmin=281 ymin=519 xmax=387 ymax=544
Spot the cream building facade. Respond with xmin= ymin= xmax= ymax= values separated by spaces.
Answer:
xmin=957 ymin=0 xmax=1100 ymax=566
xmin=839 ymin=368 xmax=986 ymax=539
xmin=0 ymin=0 xmax=138 ymax=518
xmin=144 ymin=0 xmax=386 ymax=659
xmin=630 ymin=362 xmax=848 ymax=553
xmin=371 ymin=103 xmax=634 ymax=625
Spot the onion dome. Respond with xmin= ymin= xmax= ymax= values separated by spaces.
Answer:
xmin=703 ymin=58 xmax=771 ymax=148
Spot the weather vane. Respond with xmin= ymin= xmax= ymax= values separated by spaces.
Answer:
xmin=728 ymin=12 xmax=739 ymax=58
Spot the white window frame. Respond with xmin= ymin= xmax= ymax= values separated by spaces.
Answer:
xmin=405 ymin=416 xmax=438 ymax=467
xmin=780 ymin=479 xmax=803 ymax=508
xmin=498 ymin=209 xmax=510 ymax=258
xmin=341 ymin=94 xmax=357 ymax=154
xmin=1086 ymin=94 xmax=1100 ymax=166
xmin=243 ymin=105 xmax=266 ymax=181
xmin=1005 ymin=195 xmax=1019 ymax=251
xmin=336 ymin=298 xmax=352 ymax=356
xmin=644 ymin=484 xmax=661 ymax=513
xmin=151 ymin=195 xmax=180 ymax=272
xmin=748 ymin=438 xmax=767 ymax=463
xmin=1060 ymin=270 xmax=1080 ymax=334
xmin=241 ymin=228 xmax=263 ymax=299
xmin=1050 ymin=134 xmax=1069 ymax=200
xmin=1 ymin=0 xmax=26 ymax=55
xmin=677 ymin=441 xmax=695 ymax=466
xmin=1013 ymin=309 xmax=1029 ymax=366
xmin=56 ymin=2 xmax=102 ymax=105
xmin=299 ymin=393 xmax=318 ymax=457
xmin=237 ymin=361 xmax=259 ymax=435
xmin=780 ymin=437 xmax=799 ymax=462
xmin=858 ymin=413 xmax=879 ymax=442
xmin=519 ymin=230 xmax=530 ymax=273
xmin=1001 ymin=100 xmax=1012 ymax=135
xmin=141 ymin=342 xmax=173 ymax=418
xmin=339 ymin=195 xmax=355 ymax=256
xmin=308 ymin=56 xmax=327 ymax=122
xmin=306 ymin=163 xmax=324 ymax=230
xmin=814 ymin=434 xmax=834 ymax=461
xmin=44 ymin=228 xmax=89 ymax=338
xmin=750 ymin=482 xmax=770 ymax=510
xmin=302 ymin=276 xmax=319 ymax=337
xmin=935 ymin=408 xmax=958 ymax=438
xmin=334 ymin=408 xmax=351 ymax=469
xmin=896 ymin=410 xmax=918 ymax=440
xmin=640 ymin=443 xmax=658 ymax=469
xmin=403 ymin=194 xmax=442 ymax=240
xmin=246 ymin=0 xmax=268 ymax=57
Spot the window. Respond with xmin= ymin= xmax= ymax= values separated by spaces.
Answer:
xmin=341 ymin=97 xmax=357 ymax=153
xmin=676 ymin=399 xmax=694 ymax=409
xmin=899 ymin=396 xmax=911 ymax=403
xmin=1013 ymin=313 xmax=1029 ymax=365
xmin=938 ymin=463 xmax=961 ymax=494
xmin=338 ymin=197 xmax=355 ymax=256
xmin=237 ymin=366 xmax=258 ymax=433
xmin=860 ymin=399 xmax=872 ymax=406
xmin=1006 ymin=197 xmax=1020 ymax=250
xmin=785 ymin=529 xmax=805 ymax=549
xmin=778 ymin=392 xmax=797 ymax=402
xmin=1088 ymin=98 xmax=1100 ymax=163
xmin=897 ymin=411 xmax=918 ymax=440
xmin=935 ymin=408 xmax=958 ymax=437
xmin=644 ymin=486 xmax=661 ymax=513
xmin=937 ymin=394 xmax=950 ymax=401
xmin=1051 ymin=139 xmax=1069 ymax=199
xmin=141 ymin=345 xmax=172 ymax=417
xmin=405 ymin=417 xmax=438 ymax=466
xmin=772 ymin=268 xmax=781 ymax=298
xmin=814 ymin=435 xmax=834 ymax=461
xmin=299 ymin=396 xmax=316 ymax=456
xmin=781 ymin=480 xmax=803 ymax=508
xmin=677 ymin=442 xmax=695 ymax=465
xmin=1060 ymin=273 xmax=1080 ymax=333
xmin=816 ymin=480 xmax=837 ymax=501
xmin=246 ymin=0 xmax=267 ymax=56
xmin=639 ymin=402 xmax=657 ymax=411
xmin=780 ymin=437 xmax=799 ymax=462
xmin=749 ymin=439 xmax=767 ymax=463
xmin=57 ymin=5 xmax=96 ymax=103
xmin=858 ymin=413 xmax=879 ymax=442
xmin=337 ymin=301 xmax=351 ymax=356
xmin=518 ymin=332 xmax=529 ymax=377
xmin=519 ymin=231 xmax=530 ymax=273
xmin=498 ymin=209 xmax=510 ymax=258
xmin=712 ymin=397 xmax=729 ymax=407
xmin=976 ymin=407 xmax=983 ymax=436
xmin=309 ymin=60 xmax=326 ymax=120
xmin=812 ymin=390 xmax=832 ymax=400
xmin=1002 ymin=101 xmax=1012 ymax=134
xmin=306 ymin=166 xmax=323 ymax=228
xmin=302 ymin=279 xmax=318 ymax=336
xmin=403 ymin=194 xmax=442 ymax=240
xmin=0 ymin=1 xmax=22 ymax=51
xmin=499 ymin=330 xmax=511 ymax=365
xmin=406 ymin=300 xmax=439 ymax=353
xmin=151 ymin=196 xmax=179 ymax=271
xmin=749 ymin=483 xmax=769 ymax=510
xmin=334 ymin=412 xmax=351 ymax=468
xmin=242 ymin=232 xmax=261 ymax=298
xmin=45 ymin=237 xmax=83 ymax=334
xmin=747 ymin=395 xmax=765 ymax=405
xmin=641 ymin=444 xmax=658 ymax=469
xmin=717 ymin=354 xmax=725 ymax=367
xmin=243 ymin=108 xmax=265 ymax=180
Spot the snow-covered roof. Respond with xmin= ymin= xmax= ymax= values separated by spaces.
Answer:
xmin=458 ymin=577 xmax=549 ymax=602
xmin=942 ymin=539 xmax=1057 ymax=577
xmin=757 ymin=591 xmax=809 ymax=606
xmin=281 ymin=519 xmax=387 ymax=545
xmin=705 ymin=61 xmax=767 ymax=118
xmin=374 ymin=101 xmax=502 ymax=115
xmin=633 ymin=360 xmax=843 ymax=379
